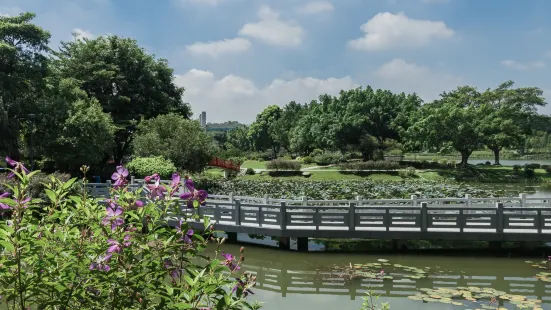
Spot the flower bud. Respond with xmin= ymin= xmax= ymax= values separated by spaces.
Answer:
xmin=240 ymin=246 xmax=245 ymax=253
xmin=240 ymin=254 xmax=245 ymax=262
xmin=220 ymin=237 xmax=226 ymax=244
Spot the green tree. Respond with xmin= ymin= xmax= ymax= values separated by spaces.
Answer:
xmin=407 ymin=86 xmax=485 ymax=167
xmin=0 ymin=12 xmax=50 ymax=159
xmin=226 ymin=125 xmax=251 ymax=151
xmin=247 ymin=105 xmax=283 ymax=157
xmin=132 ymin=114 xmax=216 ymax=173
xmin=52 ymin=35 xmax=191 ymax=162
xmin=479 ymin=81 xmax=546 ymax=164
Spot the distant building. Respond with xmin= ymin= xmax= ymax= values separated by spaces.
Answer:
xmin=199 ymin=111 xmax=206 ymax=127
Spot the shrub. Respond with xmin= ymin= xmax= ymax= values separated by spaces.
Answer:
xmin=525 ymin=163 xmax=541 ymax=169
xmin=485 ymin=161 xmax=491 ymax=165
xmin=227 ymin=156 xmax=247 ymax=166
xmin=0 ymin=158 xmax=257 ymax=309
xmin=300 ymin=156 xmax=314 ymax=164
xmin=265 ymin=159 xmax=301 ymax=171
xmin=245 ymin=168 xmax=255 ymax=175
xmin=126 ymin=156 xmax=177 ymax=179
xmin=310 ymin=149 xmax=324 ymax=157
xmin=512 ymin=165 xmax=522 ymax=172
xmin=314 ymin=153 xmax=341 ymax=166
xmin=398 ymin=167 xmax=417 ymax=178
xmin=542 ymin=165 xmax=549 ymax=170
xmin=524 ymin=167 xmax=535 ymax=178
xmin=338 ymin=161 xmax=400 ymax=171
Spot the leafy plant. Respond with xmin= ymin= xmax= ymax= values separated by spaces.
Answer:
xmin=126 ymin=156 xmax=177 ymax=179
xmin=265 ymin=159 xmax=301 ymax=171
xmin=339 ymin=161 xmax=399 ymax=171
xmin=0 ymin=157 xmax=260 ymax=309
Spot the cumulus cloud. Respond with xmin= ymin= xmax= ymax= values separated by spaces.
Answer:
xmin=348 ymin=12 xmax=454 ymax=51
xmin=72 ymin=28 xmax=95 ymax=40
xmin=186 ymin=38 xmax=251 ymax=58
xmin=374 ymin=58 xmax=462 ymax=101
xmin=238 ymin=5 xmax=304 ymax=46
xmin=295 ymin=1 xmax=334 ymax=14
xmin=500 ymin=60 xmax=546 ymax=71
xmin=175 ymin=69 xmax=357 ymax=123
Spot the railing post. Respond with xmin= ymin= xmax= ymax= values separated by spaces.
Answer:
xmin=421 ymin=202 xmax=428 ymax=232
xmin=234 ymin=199 xmax=241 ymax=226
xmin=520 ymin=193 xmax=526 ymax=208
xmin=263 ymin=194 xmax=269 ymax=204
xmin=106 ymin=180 xmax=112 ymax=198
xmin=229 ymin=192 xmax=234 ymax=203
xmin=280 ymin=202 xmax=287 ymax=230
xmin=356 ymin=196 xmax=362 ymax=206
xmin=130 ymin=176 xmax=135 ymax=185
xmin=465 ymin=194 xmax=472 ymax=208
xmin=536 ymin=209 xmax=542 ymax=233
xmin=301 ymin=196 xmax=308 ymax=206
xmin=496 ymin=202 xmax=504 ymax=233
xmin=411 ymin=195 xmax=417 ymax=207
xmin=349 ymin=202 xmax=356 ymax=231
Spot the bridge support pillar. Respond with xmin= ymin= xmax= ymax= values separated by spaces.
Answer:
xmin=520 ymin=241 xmax=540 ymax=251
xmin=297 ymin=237 xmax=309 ymax=252
xmin=223 ymin=169 xmax=231 ymax=179
xmin=392 ymin=239 xmax=408 ymax=251
xmin=279 ymin=237 xmax=290 ymax=250
xmin=226 ymin=232 xmax=238 ymax=244
xmin=489 ymin=241 xmax=502 ymax=250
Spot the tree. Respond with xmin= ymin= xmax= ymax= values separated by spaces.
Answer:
xmin=52 ymin=35 xmax=191 ymax=162
xmin=132 ymin=114 xmax=216 ymax=173
xmin=272 ymin=101 xmax=307 ymax=153
xmin=407 ymin=86 xmax=485 ymax=167
xmin=0 ymin=12 xmax=50 ymax=159
xmin=479 ymin=81 xmax=546 ymax=164
xmin=247 ymin=105 xmax=282 ymax=157
xmin=226 ymin=125 xmax=251 ymax=151
xmin=33 ymin=78 xmax=116 ymax=170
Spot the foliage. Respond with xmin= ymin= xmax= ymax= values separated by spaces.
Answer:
xmin=338 ymin=161 xmax=399 ymax=171
xmin=227 ymin=156 xmax=247 ymax=166
xmin=208 ymin=180 xmax=496 ymax=200
xmin=245 ymin=168 xmax=255 ymax=175
xmin=314 ymin=153 xmax=342 ymax=166
xmin=126 ymin=156 xmax=176 ymax=179
xmin=52 ymin=35 xmax=191 ymax=162
xmin=132 ymin=114 xmax=216 ymax=173
xmin=265 ymin=159 xmax=301 ymax=171
xmin=0 ymin=13 xmax=51 ymax=158
xmin=0 ymin=159 xmax=259 ymax=309
xmin=247 ymin=105 xmax=283 ymax=156
xmin=298 ymin=156 xmax=314 ymax=164
xmin=225 ymin=126 xmax=251 ymax=151
xmin=0 ymin=171 xmax=72 ymax=201
xmin=398 ymin=167 xmax=417 ymax=178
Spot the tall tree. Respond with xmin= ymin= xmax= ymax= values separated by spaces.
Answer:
xmin=0 ymin=12 xmax=50 ymax=159
xmin=226 ymin=126 xmax=251 ymax=151
xmin=132 ymin=114 xmax=216 ymax=173
xmin=247 ymin=105 xmax=283 ymax=157
xmin=52 ymin=35 xmax=191 ymax=162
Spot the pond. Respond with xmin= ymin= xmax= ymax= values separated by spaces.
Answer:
xmin=220 ymin=242 xmax=551 ymax=310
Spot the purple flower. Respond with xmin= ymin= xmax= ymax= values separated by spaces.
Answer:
xmin=221 ymin=252 xmax=241 ymax=272
xmin=111 ymin=165 xmax=129 ymax=188
xmin=14 ymin=197 xmax=31 ymax=209
xmin=179 ymin=176 xmax=208 ymax=208
xmin=145 ymin=174 xmax=166 ymax=199
xmin=101 ymin=202 xmax=124 ymax=231
xmin=5 ymin=156 xmax=29 ymax=178
xmin=171 ymin=173 xmax=181 ymax=191
xmin=107 ymin=239 xmax=122 ymax=253
xmin=232 ymin=278 xmax=254 ymax=297
xmin=123 ymin=234 xmax=132 ymax=247
xmin=0 ymin=192 xmax=11 ymax=210
xmin=175 ymin=220 xmax=194 ymax=244
xmin=90 ymin=254 xmax=112 ymax=272
xmin=163 ymin=259 xmax=181 ymax=278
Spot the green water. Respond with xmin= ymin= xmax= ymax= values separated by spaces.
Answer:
xmin=219 ymin=243 xmax=551 ymax=310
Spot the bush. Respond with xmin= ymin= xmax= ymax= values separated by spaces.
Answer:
xmin=245 ymin=168 xmax=255 ymax=175
xmin=300 ymin=156 xmax=314 ymax=164
xmin=513 ymin=165 xmax=522 ymax=171
xmin=314 ymin=153 xmax=341 ymax=166
xmin=338 ymin=161 xmax=400 ymax=171
xmin=265 ymin=159 xmax=301 ymax=171
xmin=398 ymin=167 xmax=417 ymax=178
xmin=525 ymin=163 xmax=541 ymax=169
xmin=485 ymin=161 xmax=491 ymax=165
xmin=524 ymin=167 xmax=535 ymax=178
xmin=310 ymin=149 xmax=324 ymax=157
xmin=545 ymin=166 xmax=551 ymax=174
xmin=0 ymin=160 xmax=257 ymax=309
xmin=226 ymin=156 xmax=247 ymax=166
xmin=126 ymin=156 xmax=177 ymax=179
xmin=542 ymin=165 xmax=549 ymax=170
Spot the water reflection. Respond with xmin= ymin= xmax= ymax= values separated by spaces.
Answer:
xmin=219 ymin=243 xmax=551 ymax=309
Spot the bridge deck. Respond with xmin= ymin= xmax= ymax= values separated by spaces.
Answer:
xmin=87 ymin=181 xmax=551 ymax=242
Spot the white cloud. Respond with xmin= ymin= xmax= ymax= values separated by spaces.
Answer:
xmin=186 ymin=38 xmax=251 ymax=58
xmin=500 ymin=60 xmax=546 ymax=71
xmin=348 ymin=12 xmax=454 ymax=51
xmin=374 ymin=58 xmax=462 ymax=101
xmin=295 ymin=1 xmax=334 ymax=14
xmin=175 ymin=69 xmax=357 ymax=123
xmin=544 ymin=51 xmax=551 ymax=58
xmin=0 ymin=7 xmax=22 ymax=16
xmin=238 ymin=5 xmax=304 ymax=46
xmin=72 ymin=28 xmax=95 ymax=40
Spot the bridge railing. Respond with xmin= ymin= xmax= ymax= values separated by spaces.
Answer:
xmin=85 ymin=180 xmax=551 ymax=240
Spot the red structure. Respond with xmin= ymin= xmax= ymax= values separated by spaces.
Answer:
xmin=208 ymin=157 xmax=241 ymax=171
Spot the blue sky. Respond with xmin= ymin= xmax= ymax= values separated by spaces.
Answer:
xmin=1 ymin=0 xmax=550 ymax=123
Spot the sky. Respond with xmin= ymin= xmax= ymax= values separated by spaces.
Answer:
xmin=1 ymin=0 xmax=551 ymax=124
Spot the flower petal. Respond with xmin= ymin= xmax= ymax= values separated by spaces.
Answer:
xmin=179 ymin=192 xmax=192 ymax=200
xmin=5 ymin=156 xmax=16 ymax=166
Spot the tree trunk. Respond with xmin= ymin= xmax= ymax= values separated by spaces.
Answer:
xmin=491 ymin=147 xmax=501 ymax=165
xmin=459 ymin=150 xmax=472 ymax=168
